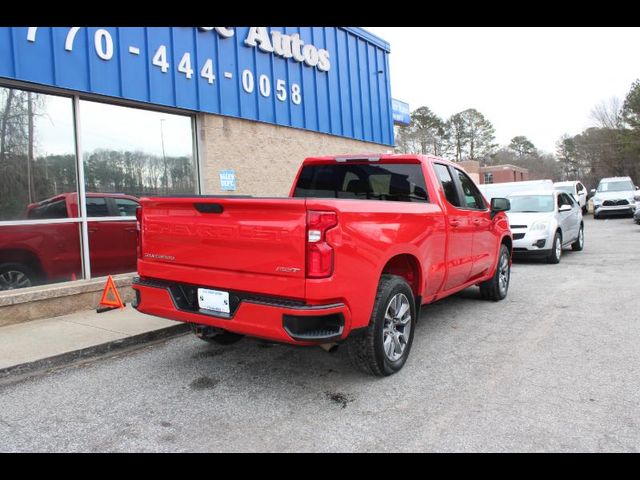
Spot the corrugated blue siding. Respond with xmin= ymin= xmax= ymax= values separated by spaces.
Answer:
xmin=0 ymin=26 xmax=394 ymax=145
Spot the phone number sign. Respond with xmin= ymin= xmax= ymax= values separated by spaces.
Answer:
xmin=0 ymin=27 xmax=394 ymax=146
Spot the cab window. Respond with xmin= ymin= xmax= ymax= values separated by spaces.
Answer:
xmin=433 ymin=163 xmax=461 ymax=207
xmin=454 ymin=168 xmax=486 ymax=210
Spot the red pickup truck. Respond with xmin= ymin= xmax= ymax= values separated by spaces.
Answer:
xmin=0 ymin=192 xmax=139 ymax=290
xmin=133 ymin=154 xmax=512 ymax=376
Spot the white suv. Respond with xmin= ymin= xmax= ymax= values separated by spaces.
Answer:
xmin=554 ymin=180 xmax=588 ymax=214
xmin=592 ymin=176 xmax=638 ymax=219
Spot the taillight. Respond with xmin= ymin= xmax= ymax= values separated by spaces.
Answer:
xmin=135 ymin=206 xmax=143 ymax=260
xmin=306 ymin=210 xmax=338 ymax=278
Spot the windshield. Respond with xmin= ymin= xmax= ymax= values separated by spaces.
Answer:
xmin=597 ymin=180 xmax=634 ymax=192
xmin=508 ymin=195 xmax=555 ymax=213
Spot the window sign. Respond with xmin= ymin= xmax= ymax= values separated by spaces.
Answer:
xmin=219 ymin=170 xmax=237 ymax=191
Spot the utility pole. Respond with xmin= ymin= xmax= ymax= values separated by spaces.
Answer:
xmin=160 ymin=118 xmax=167 ymax=194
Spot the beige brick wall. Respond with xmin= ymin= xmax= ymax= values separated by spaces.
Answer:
xmin=198 ymin=114 xmax=393 ymax=196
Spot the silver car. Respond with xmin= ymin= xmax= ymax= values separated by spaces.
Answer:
xmin=592 ymin=176 xmax=637 ymax=219
xmin=507 ymin=190 xmax=584 ymax=264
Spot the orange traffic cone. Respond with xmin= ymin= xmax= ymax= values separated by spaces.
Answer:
xmin=97 ymin=275 xmax=126 ymax=313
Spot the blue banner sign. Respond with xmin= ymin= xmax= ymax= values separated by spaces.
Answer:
xmin=392 ymin=99 xmax=410 ymax=126
xmin=0 ymin=27 xmax=394 ymax=146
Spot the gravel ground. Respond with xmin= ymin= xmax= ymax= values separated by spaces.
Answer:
xmin=1 ymin=215 xmax=639 ymax=452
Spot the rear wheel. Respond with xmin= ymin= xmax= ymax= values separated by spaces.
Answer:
xmin=547 ymin=232 xmax=562 ymax=264
xmin=191 ymin=324 xmax=244 ymax=345
xmin=572 ymin=224 xmax=584 ymax=251
xmin=0 ymin=263 xmax=37 ymax=290
xmin=479 ymin=244 xmax=511 ymax=301
xmin=347 ymin=275 xmax=415 ymax=376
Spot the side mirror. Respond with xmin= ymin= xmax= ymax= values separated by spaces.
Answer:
xmin=559 ymin=204 xmax=572 ymax=212
xmin=490 ymin=197 xmax=510 ymax=218
xmin=590 ymin=188 xmax=596 ymax=195
xmin=636 ymin=186 xmax=639 ymax=190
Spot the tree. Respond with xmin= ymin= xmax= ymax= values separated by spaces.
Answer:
xmin=410 ymin=106 xmax=447 ymax=156
xmin=509 ymin=136 xmax=536 ymax=159
xmin=622 ymin=79 xmax=640 ymax=129
xmin=447 ymin=113 xmax=466 ymax=162
xmin=394 ymin=106 xmax=450 ymax=157
xmin=556 ymin=135 xmax=579 ymax=180
xmin=448 ymin=108 xmax=496 ymax=162
xmin=591 ymin=97 xmax=624 ymax=130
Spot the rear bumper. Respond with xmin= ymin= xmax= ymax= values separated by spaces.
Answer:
xmin=132 ymin=277 xmax=352 ymax=345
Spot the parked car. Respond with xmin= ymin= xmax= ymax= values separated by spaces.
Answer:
xmin=553 ymin=180 xmax=588 ymax=214
xmin=507 ymin=189 xmax=584 ymax=264
xmin=635 ymin=191 xmax=640 ymax=224
xmin=132 ymin=154 xmax=513 ymax=376
xmin=591 ymin=176 xmax=638 ymax=219
xmin=0 ymin=192 xmax=139 ymax=290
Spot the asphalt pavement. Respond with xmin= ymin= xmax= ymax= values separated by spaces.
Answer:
xmin=1 ymin=215 xmax=638 ymax=452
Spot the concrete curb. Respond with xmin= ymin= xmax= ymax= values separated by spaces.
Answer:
xmin=0 ymin=323 xmax=191 ymax=384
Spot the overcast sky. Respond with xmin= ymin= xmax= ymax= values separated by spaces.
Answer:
xmin=366 ymin=27 xmax=640 ymax=154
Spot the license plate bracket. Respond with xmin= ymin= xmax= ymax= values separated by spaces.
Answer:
xmin=197 ymin=288 xmax=230 ymax=314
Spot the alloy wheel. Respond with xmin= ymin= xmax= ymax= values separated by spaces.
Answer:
xmin=498 ymin=252 xmax=510 ymax=296
xmin=382 ymin=293 xmax=412 ymax=362
xmin=0 ymin=270 xmax=32 ymax=290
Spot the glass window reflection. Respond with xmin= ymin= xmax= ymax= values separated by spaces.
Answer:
xmin=0 ymin=87 xmax=78 ymax=221
xmin=80 ymin=100 xmax=196 ymax=198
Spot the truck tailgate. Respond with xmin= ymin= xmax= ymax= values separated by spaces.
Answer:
xmin=138 ymin=197 xmax=307 ymax=298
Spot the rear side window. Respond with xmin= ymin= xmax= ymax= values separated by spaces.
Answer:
xmin=114 ymin=198 xmax=139 ymax=216
xmin=454 ymin=168 xmax=486 ymax=210
xmin=293 ymin=163 xmax=429 ymax=203
xmin=558 ymin=193 xmax=574 ymax=207
xmin=86 ymin=197 xmax=110 ymax=217
xmin=433 ymin=163 xmax=461 ymax=207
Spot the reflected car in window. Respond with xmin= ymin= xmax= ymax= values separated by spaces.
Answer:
xmin=0 ymin=192 xmax=139 ymax=290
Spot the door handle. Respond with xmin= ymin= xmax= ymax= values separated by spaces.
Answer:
xmin=449 ymin=219 xmax=461 ymax=227
xmin=88 ymin=228 xmax=97 ymax=233
xmin=472 ymin=218 xmax=482 ymax=225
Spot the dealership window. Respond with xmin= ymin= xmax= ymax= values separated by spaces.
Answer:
xmin=79 ymin=100 xmax=197 ymax=278
xmin=0 ymin=83 xmax=198 ymax=291
xmin=0 ymin=86 xmax=83 ymax=289
xmin=484 ymin=172 xmax=493 ymax=184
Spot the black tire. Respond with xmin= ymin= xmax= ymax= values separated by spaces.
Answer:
xmin=347 ymin=274 xmax=416 ymax=377
xmin=191 ymin=325 xmax=244 ymax=345
xmin=547 ymin=231 xmax=562 ymax=264
xmin=582 ymin=206 xmax=588 ymax=215
xmin=594 ymin=213 xmax=601 ymax=219
xmin=0 ymin=263 xmax=38 ymax=290
xmin=479 ymin=244 xmax=511 ymax=301
xmin=572 ymin=224 xmax=584 ymax=251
